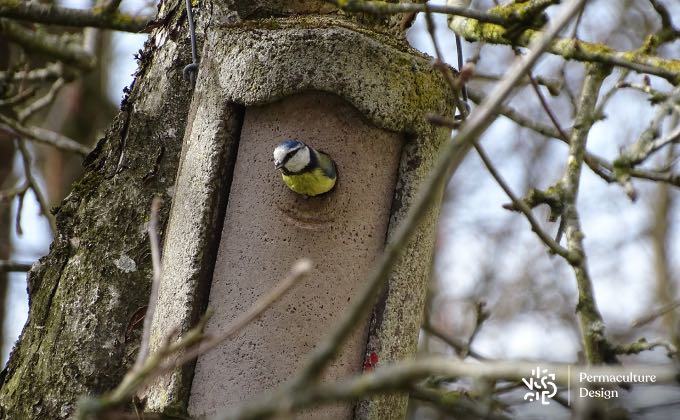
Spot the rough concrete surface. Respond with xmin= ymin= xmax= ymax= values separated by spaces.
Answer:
xmin=209 ymin=21 xmax=452 ymax=136
xmin=143 ymin=18 xmax=453 ymax=418
xmin=188 ymin=91 xmax=402 ymax=417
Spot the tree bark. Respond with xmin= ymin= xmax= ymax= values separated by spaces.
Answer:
xmin=0 ymin=0 xmax=198 ymax=417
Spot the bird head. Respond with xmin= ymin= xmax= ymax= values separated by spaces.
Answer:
xmin=273 ymin=139 xmax=310 ymax=173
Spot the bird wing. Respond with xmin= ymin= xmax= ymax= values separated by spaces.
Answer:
xmin=315 ymin=150 xmax=337 ymax=179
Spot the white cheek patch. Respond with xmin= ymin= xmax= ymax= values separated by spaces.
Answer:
xmin=273 ymin=145 xmax=288 ymax=164
xmin=284 ymin=147 xmax=310 ymax=172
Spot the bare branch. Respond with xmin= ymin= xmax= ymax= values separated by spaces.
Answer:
xmin=133 ymin=197 xmax=163 ymax=371
xmin=223 ymin=358 xmax=678 ymax=419
xmin=0 ymin=260 xmax=32 ymax=272
xmin=16 ymin=140 xmax=56 ymax=234
xmin=0 ymin=62 xmax=65 ymax=83
xmin=422 ymin=321 xmax=491 ymax=361
xmin=633 ymin=299 xmax=680 ymax=328
xmin=327 ymin=0 xmax=506 ymax=25
xmin=0 ymin=18 xmax=95 ymax=70
xmin=474 ymin=142 xmax=575 ymax=261
xmin=448 ymin=10 xmax=680 ymax=85
xmin=613 ymin=338 xmax=676 ymax=357
xmin=615 ymin=91 xmax=680 ymax=169
xmin=617 ymin=80 xmax=669 ymax=104
xmin=0 ymin=113 xmax=91 ymax=156
xmin=0 ymin=86 xmax=36 ymax=106
xmin=561 ymin=64 xmax=612 ymax=364
xmin=0 ymin=1 xmax=151 ymax=33
xmin=166 ymin=258 xmax=313 ymax=372
xmin=76 ymin=259 xmax=312 ymax=418
xmin=18 ymin=78 xmax=66 ymax=122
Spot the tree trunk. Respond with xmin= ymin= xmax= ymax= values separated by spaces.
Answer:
xmin=0 ymin=0 xmax=197 ymax=417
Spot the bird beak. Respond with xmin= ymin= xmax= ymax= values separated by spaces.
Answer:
xmin=275 ymin=161 xmax=283 ymax=170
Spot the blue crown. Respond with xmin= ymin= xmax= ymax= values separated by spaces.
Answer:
xmin=279 ymin=139 xmax=304 ymax=150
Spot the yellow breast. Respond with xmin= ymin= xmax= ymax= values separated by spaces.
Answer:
xmin=281 ymin=167 xmax=337 ymax=196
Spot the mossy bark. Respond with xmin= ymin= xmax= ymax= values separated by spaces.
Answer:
xmin=0 ymin=0 xmax=198 ymax=417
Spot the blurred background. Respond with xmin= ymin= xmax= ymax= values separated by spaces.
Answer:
xmin=1 ymin=0 xmax=679 ymax=418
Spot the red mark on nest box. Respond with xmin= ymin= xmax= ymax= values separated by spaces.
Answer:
xmin=363 ymin=351 xmax=379 ymax=372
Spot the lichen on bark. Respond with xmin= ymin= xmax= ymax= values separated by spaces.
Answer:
xmin=0 ymin=2 xmax=200 ymax=417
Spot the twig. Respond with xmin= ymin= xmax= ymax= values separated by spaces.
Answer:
xmin=164 ymin=258 xmax=313 ymax=372
xmin=0 ymin=113 xmax=90 ymax=156
xmin=467 ymin=87 xmax=563 ymax=139
xmin=618 ymin=119 xmax=680 ymax=169
xmin=473 ymin=73 xmax=563 ymax=96
xmin=18 ymin=78 xmax=66 ymax=122
xmin=526 ymin=71 xmax=570 ymax=142
xmin=0 ymin=18 xmax=95 ymax=70
xmin=420 ymin=5 xmax=468 ymax=119
xmin=0 ymin=62 xmax=65 ymax=83
xmin=593 ymin=69 xmax=630 ymax=121
xmin=16 ymin=140 xmax=56 ymax=234
xmin=613 ymin=338 xmax=677 ymax=357
xmin=616 ymin=81 xmax=669 ymax=104
xmin=0 ymin=260 xmax=33 ymax=272
xmin=647 ymin=0 xmax=673 ymax=29
xmin=643 ymin=0 xmax=680 ymax=51
xmin=422 ymin=322 xmax=490 ymax=361
xmin=0 ymin=1 xmax=151 ymax=33
xmin=613 ymin=88 xmax=680 ymax=195
xmin=468 ymin=87 xmax=680 ymax=189
xmin=102 ymin=0 xmax=124 ymax=15
xmin=0 ymin=86 xmax=36 ymax=106
xmin=133 ymin=197 xmax=163 ymax=371
xmin=632 ymin=299 xmax=680 ymax=328
xmin=426 ymin=113 xmax=460 ymax=129
xmin=448 ymin=8 xmax=680 ymax=85
xmin=76 ymin=259 xmax=312 ymax=418
xmin=474 ymin=142 xmax=575 ymax=261
xmin=222 ymin=358 xmax=678 ymax=419
xmin=0 ymin=179 xmax=29 ymax=202
xmin=327 ymin=0 xmax=506 ymax=25
xmin=409 ymin=385 xmax=510 ymax=420
xmin=465 ymin=302 xmax=489 ymax=356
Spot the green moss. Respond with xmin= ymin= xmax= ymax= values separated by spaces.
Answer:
xmin=488 ymin=0 xmax=554 ymax=24
xmin=449 ymin=12 xmax=680 ymax=85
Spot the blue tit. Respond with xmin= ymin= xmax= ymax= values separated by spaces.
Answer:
xmin=273 ymin=139 xmax=337 ymax=197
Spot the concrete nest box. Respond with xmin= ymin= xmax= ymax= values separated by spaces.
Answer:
xmin=143 ymin=18 xmax=454 ymax=419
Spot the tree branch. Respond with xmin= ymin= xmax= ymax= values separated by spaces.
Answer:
xmin=327 ymin=0 xmax=506 ymax=25
xmin=77 ymin=259 xmax=313 ymax=419
xmin=16 ymin=139 xmax=56 ymax=234
xmin=0 ymin=18 xmax=95 ymax=70
xmin=223 ymin=358 xmax=678 ymax=419
xmin=561 ymin=63 xmax=612 ymax=364
xmin=0 ymin=260 xmax=32 ymax=272
xmin=449 ymin=12 xmax=680 ymax=85
xmin=0 ymin=1 xmax=151 ymax=33
xmin=0 ymin=113 xmax=91 ymax=156
xmin=474 ymin=142 xmax=576 ymax=262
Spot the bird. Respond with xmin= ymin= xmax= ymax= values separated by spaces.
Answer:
xmin=273 ymin=139 xmax=337 ymax=197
